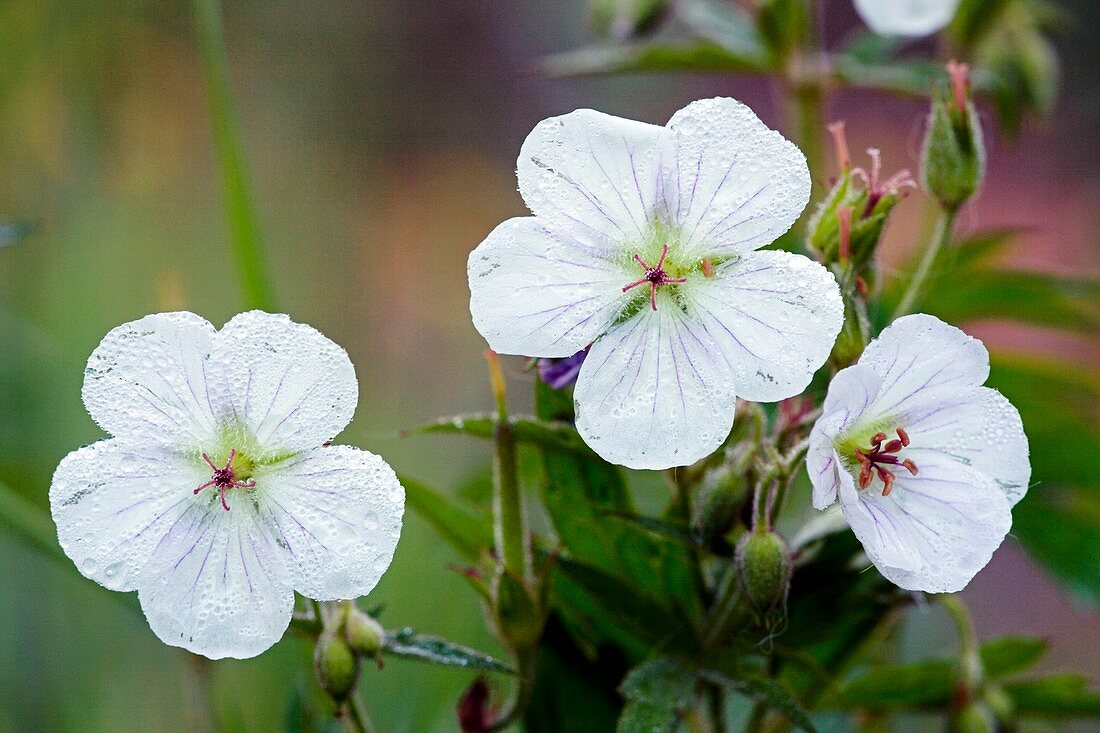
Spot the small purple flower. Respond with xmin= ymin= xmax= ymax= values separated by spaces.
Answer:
xmin=50 ymin=311 xmax=405 ymax=659
xmin=537 ymin=347 xmax=589 ymax=390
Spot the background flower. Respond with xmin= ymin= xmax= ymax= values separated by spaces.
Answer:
xmin=853 ymin=0 xmax=962 ymax=37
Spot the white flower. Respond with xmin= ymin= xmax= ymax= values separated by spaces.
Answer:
xmin=807 ymin=314 xmax=1030 ymax=593
xmin=853 ymin=0 xmax=961 ymax=38
xmin=468 ymin=97 xmax=843 ymax=470
xmin=50 ymin=311 xmax=404 ymax=659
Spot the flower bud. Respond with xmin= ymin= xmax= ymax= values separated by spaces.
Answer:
xmin=735 ymin=528 xmax=792 ymax=616
xmin=314 ymin=630 xmax=360 ymax=704
xmin=808 ymin=122 xmax=914 ymax=270
xmin=490 ymin=568 xmax=543 ymax=652
xmin=344 ymin=606 xmax=385 ymax=658
xmin=692 ymin=455 xmax=750 ymax=545
xmin=921 ymin=61 xmax=986 ymax=209
xmin=457 ymin=677 xmax=495 ymax=733
xmin=589 ymin=0 xmax=669 ymax=40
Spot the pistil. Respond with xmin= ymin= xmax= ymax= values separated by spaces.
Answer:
xmin=853 ymin=428 xmax=918 ymax=497
xmin=622 ymin=244 xmax=687 ymax=310
xmin=194 ymin=449 xmax=256 ymax=511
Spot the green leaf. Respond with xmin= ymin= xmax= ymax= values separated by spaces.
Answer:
xmin=676 ymin=0 xmax=770 ymax=61
xmin=414 ymin=413 xmax=591 ymax=456
xmin=616 ymin=657 xmax=696 ymax=732
xmin=980 ymin=636 xmax=1048 ymax=679
xmin=704 ymin=669 xmax=818 ymax=733
xmin=400 ymin=474 xmax=491 ymax=561
xmin=834 ymin=55 xmax=943 ymax=97
xmin=542 ymin=39 xmax=770 ymax=78
xmin=835 ymin=659 xmax=955 ymax=710
xmin=1004 ymin=674 xmax=1100 ymax=717
xmin=383 ymin=628 xmax=514 ymax=674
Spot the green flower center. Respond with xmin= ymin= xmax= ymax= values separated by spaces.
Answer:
xmin=834 ymin=422 xmax=919 ymax=497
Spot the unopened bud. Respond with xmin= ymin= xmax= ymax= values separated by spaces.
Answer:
xmin=457 ymin=677 xmax=495 ymax=733
xmin=490 ymin=568 xmax=543 ymax=652
xmin=344 ymin=606 xmax=385 ymax=658
xmin=921 ymin=61 xmax=986 ymax=208
xmin=735 ymin=528 xmax=792 ymax=615
xmin=693 ymin=457 xmax=750 ymax=544
xmin=590 ymin=0 xmax=669 ymax=40
xmin=314 ymin=630 xmax=360 ymax=704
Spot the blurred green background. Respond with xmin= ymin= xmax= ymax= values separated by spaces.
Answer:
xmin=0 ymin=1 xmax=1096 ymax=731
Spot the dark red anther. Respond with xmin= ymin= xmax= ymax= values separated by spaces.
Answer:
xmin=853 ymin=428 xmax=917 ymax=497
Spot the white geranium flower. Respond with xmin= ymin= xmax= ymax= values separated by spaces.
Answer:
xmin=853 ymin=0 xmax=961 ymax=38
xmin=468 ymin=98 xmax=843 ymax=470
xmin=807 ymin=314 xmax=1030 ymax=593
xmin=50 ymin=311 xmax=404 ymax=659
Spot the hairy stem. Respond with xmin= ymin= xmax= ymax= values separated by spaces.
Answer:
xmin=346 ymin=693 xmax=376 ymax=733
xmin=485 ymin=351 xmax=529 ymax=581
xmin=192 ymin=0 xmax=276 ymax=311
xmin=941 ymin=594 xmax=983 ymax=694
xmin=894 ymin=205 xmax=958 ymax=318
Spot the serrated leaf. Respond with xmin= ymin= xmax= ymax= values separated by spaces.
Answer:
xmin=383 ymin=628 xmax=514 ymax=674
xmin=400 ymin=474 xmax=491 ymax=561
xmin=616 ymin=702 xmax=680 ymax=733
xmin=980 ymin=636 xmax=1048 ymax=679
xmin=620 ymin=657 xmax=695 ymax=706
xmin=542 ymin=39 xmax=770 ymax=78
xmin=1004 ymin=674 xmax=1100 ymax=717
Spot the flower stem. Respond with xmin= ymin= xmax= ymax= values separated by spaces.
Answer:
xmin=346 ymin=693 xmax=376 ymax=733
xmin=785 ymin=80 xmax=826 ymax=208
xmin=894 ymin=205 xmax=958 ymax=318
xmin=941 ymin=594 xmax=983 ymax=693
xmin=485 ymin=351 xmax=528 ymax=581
xmin=192 ymin=0 xmax=276 ymax=312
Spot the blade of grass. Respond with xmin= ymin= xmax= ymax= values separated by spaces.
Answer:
xmin=192 ymin=0 xmax=276 ymax=312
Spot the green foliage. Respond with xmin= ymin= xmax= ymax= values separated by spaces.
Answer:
xmin=617 ymin=658 xmax=696 ymax=733
xmin=382 ymin=628 xmax=514 ymax=674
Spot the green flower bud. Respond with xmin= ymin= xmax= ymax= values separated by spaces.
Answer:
xmin=735 ymin=528 xmax=792 ymax=615
xmin=490 ymin=568 xmax=543 ymax=652
xmin=344 ymin=606 xmax=385 ymax=658
xmin=314 ymin=630 xmax=360 ymax=704
xmin=692 ymin=453 xmax=751 ymax=544
xmin=589 ymin=0 xmax=668 ymax=40
xmin=921 ymin=61 xmax=986 ymax=209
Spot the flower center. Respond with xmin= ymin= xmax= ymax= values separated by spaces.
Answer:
xmin=622 ymin=244 xmax=687 ymax=311
xmin=852 ymin=428 xmax=918 ymax=497
xmin=195 ymin=449 xmax=256 ymax=511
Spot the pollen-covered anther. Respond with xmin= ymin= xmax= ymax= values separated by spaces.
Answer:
xmin=195 ymin=449 xmax=256 ymax=511
xmin=853 ymin=428 xmax=918 ymax=496
xmin=622 ymin=243 xmax=687 ymax=310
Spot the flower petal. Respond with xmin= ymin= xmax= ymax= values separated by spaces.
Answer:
xmin=663 ymin=98 xmax=810 ymax=260
xmin=138 ymin=500 xmax=294 ymax=659
xmin=687 ymin=250 xmax=843 ymax=402
xmin=854 ymin=0 xmax=960 ymax=38
xmin=517 ymin=108 xmax=666 ymax=247
xmin=901 ymin=386 xmax=1031 ymax=506
xmin=468 ymin=217 xmax=626 ymax=358
xmin=573 ymin=306 xmax=737 ymax=470
xmin=82 ymin=312 xmax=221 ymax=450
xmin=808 ymin=365 xmax=882 ymax=510
xmin=860 ymin=314 xmax=989 ymax=419
xmin=207 ymin=312 xmax=358 ymax=457
xmin=50 ymin=439 xmax=209 ymax=592
xmin=839 ymin=456 xmax=1012 ymax=593
xmin=257 ymin=445 xmax=404 ymax=601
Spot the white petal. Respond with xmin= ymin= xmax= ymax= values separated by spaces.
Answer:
xmin=687 ymin=250 xmax=843 ymax=402
xmin=138 ymin=500 xmax=294 ymax=659
xmin=901 ymin=386 xmax=1031 ymax=506
xmin=50 ymin=439 xmax=210 ymax=592
xmin=258 ymin=446 xmax=404 ymax=601
xmin=82 ymin=312 xmax=221 ymax=450
xmin=517 ymin=108 xmax=666 ymax=247
xmin=839 ymin=456 xmax=1011 ymax=593
xmin=854 ymin=0 xmax=960 ymax=37
xmin=573 ymin=306 xmax=738 ymax=470
xmin=663 ymin=98 xmax=810 ymax=260
xmin=808 ymin=365 xmax=882 ymax=510
xmin=468 ymin=217 xmax=627 ymax=358
xmin=207 ymin=312 xmax=358 ymax=457
xmin=860 ymin=314 xmax=988 ymax=419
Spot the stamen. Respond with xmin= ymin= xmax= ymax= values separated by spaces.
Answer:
xmin=851 ymin=428 xmax=917 ymax=497
xmin=194 ymin=449 xmax=255 ymax=511
xmin=701 ymin=258 xmax=715 ymax=278
xmin=827 ymin=120 xmax=850 ymax=172
xmin=947 ymin=60 xmax=970 ymax=113
xmin=622 ymin=244 xmax=687 ymax=311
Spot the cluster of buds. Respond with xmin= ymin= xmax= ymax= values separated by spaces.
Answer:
xmin=921 ymin=60 xmax=986 ymax=210
xmin=313 ymin=603 xmax=386 ymax=707
xmin=808 ymin=120 xmax=916 ymax=279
